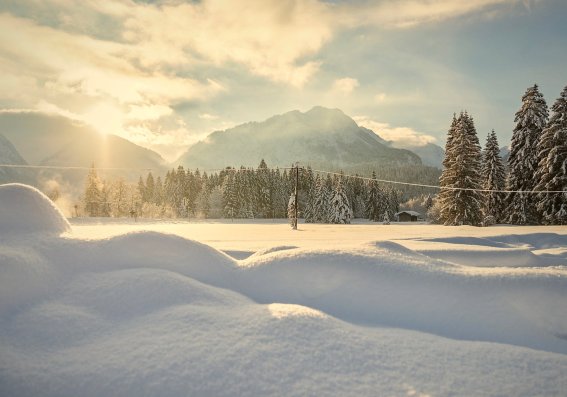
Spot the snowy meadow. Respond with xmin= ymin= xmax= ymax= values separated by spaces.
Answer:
xmin=1 ymin=184 xmax=567 ymax=396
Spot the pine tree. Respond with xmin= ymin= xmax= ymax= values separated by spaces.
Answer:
xmin=481 ymin=130 xmax=506 ymax=223
xmin=438 ymin=114 xmax=458 ymax=223
xmin=303 ymin=168 xmax=316 ymax=223
xmin=145 ymin=172 xmax=155 ymax=203
xmin=329 ymin=177 xmax=352 ymax=224
xmin=506 ymin=84 xmax=548 ymax=224
xmin=84 ymin=164 xmax=102 ymax=217
xmin=99 ymin=183 xmax=111 ymax=217
xmin=365 ymin=171 xmax=385 ymax=222
xmin=534 ymin=85 xmax=567 ymax=224
xmin=153 ymin=176 xmax=164 ymax=206
xmin=438 ymin=113 xmax=483 ymax=226
xmin=256 ymin=159 xmax=273 ymax=218
xmin=223 ymin=171 xmax=238 ymax=219
xmin=312 ymin=174 xmax=330 ymax=223
xmin=386 ymin=188 xmax=402 ymax=220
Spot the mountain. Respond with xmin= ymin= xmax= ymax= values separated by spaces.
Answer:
xmin=0 ymin=133 xmax=33 ymax=184
xmin=176 ymin=107 xmax=421 ymax=170
xmin=499 ymin=146 xmax=510 ymax=163
xmin=393 ymin=142 xmax=444 ymax=169
xmin=0 ymin=112 xmax=167 ymax=182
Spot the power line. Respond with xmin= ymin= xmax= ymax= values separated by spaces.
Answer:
xmin=0 ymin=164 xmax=153 ymax=171
xmin=2 ymin=162 xmax=565 ymax=195
xmin=309 ymin=168 xmax=567 ymax=195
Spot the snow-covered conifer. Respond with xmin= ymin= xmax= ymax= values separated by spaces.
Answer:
xmin=145 ymin=172 xmax=155 ymax=203
xmin=481 ymin=130 xmax=506 ymax=223
xmin=312 ymin=174 xmax=330 ymax=223
xmin=438 ymin=113 xmax=483 ymax=226
xmin=222 ymin=171 xmax=238 ymax=219
xmin=329 ymin=178 xmax=352 ymax=224
xmin=534 ymin=85 xmax=567 ymax=224
xmin=506 ymin=84 xmax=548 ymax=224
xmin=365 ymin=171 xmax=385 ymax=222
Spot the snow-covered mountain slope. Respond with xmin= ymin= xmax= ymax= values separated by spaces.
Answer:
xmin=0 ymin=134 xmax=32 ymax=184
xmin=1 ymin=184 xmax=567 ymax=396
xmin=176 ymin=106 xmax=421 ymax=170
xmin=394 ymin=142 xmax=444 ymax=168
xmin=0 ymin=112 xmax=167 ymax=177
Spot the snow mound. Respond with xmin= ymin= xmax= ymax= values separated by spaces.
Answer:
xmin=2 ymin=226 xmax=567 ymax=396
xmin=0 ymin=184 xmax=70 ymax=236
xmin=237 ymin=244 xmax=567 ymax=354
xmin=87 ymin=231 xmax=236 ymax=285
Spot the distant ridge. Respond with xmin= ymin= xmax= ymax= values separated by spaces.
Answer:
xmin=0 ymin=112 xmax=167 ymax=182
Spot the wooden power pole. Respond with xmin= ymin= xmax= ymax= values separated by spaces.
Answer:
xmin=293 ymin=164 xmax=299 ymax=230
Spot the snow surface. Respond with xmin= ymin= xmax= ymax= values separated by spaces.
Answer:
xmin=2 ymin=186 xmax=567 ymax=396
xmin=0 ymin=183 xmax=70 ymax=237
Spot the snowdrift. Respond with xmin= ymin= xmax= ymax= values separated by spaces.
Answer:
xmin=0 ymin=183 xmax=70 ymax=236
xmin=1 ymin=185 xmax=567 ymax=396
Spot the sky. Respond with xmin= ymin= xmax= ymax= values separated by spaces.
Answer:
xmin=0 ymin=0 xmax=566 ymax=162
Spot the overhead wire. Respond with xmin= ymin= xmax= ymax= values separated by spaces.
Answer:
xmin=0 ymin=164 xmax=153 ymax=171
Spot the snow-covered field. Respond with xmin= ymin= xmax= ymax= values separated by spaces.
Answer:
xmin=2 ymin=184 xmax=567 ymax=396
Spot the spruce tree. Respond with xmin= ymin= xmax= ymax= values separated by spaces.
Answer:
xmin=534 ymin=85 xmax=567 ymax=224
xmin=256 ymin=159 xmax=272 ymax=218
xmin=481 ymin=130 xmax=506 ymax=223
xmin=506 ymin=84 xmax=548 ymax=224
xmin=312 ymin=174 xmax=330 ymax=223
xmin=329 ymin=178 xmax=352 ymax=224
xmin=438 ymin=113 xmax=483 ymax=226
xmin=438 ymin=114 xmax=459 ymax=223
xmin=365 ymin=171 xmax=385 ymax=222
xmin=303 ymin=168 xmax=316 ymax=223
xmin=145 ymin=172 xmax=155 ymax=203
xmin=222 ymin=171 xmax=238 ymax=219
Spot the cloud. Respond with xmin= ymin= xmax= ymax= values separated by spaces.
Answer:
xmin=199 ymin=113 xmax=219 ymax=121
xmin=353 ymin=116 xmax=437 ymax=147
xmin=374 ymin=93 xmax=387 ymax=102
xmin=110 ymin=0 xmax=333 ymax=87
xmin=333 ymin=77 xmax=359 ymax=94
xmin=336 ymin=0 xmax=529 ymax=28
xmin=127 ymin=104 xmax=173 ymax=121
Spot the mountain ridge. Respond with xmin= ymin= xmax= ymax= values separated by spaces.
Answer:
xmin=176 ymin=106 xmax=425 ymax=170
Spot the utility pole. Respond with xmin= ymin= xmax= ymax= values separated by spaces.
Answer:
xmin=293 ymin=163 xmax=299 ymax=230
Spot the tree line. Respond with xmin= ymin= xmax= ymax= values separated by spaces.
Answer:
xmin=81 ymin=158 xmax=405 ymax=224
xmin=433 ymin=84 xmax=567 ymax=226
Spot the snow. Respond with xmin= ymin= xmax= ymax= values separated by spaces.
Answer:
xmin=0 ymin=183 xmax=70 ymax=237
xmin=1 ymin=185 xmax=567 ymax=396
